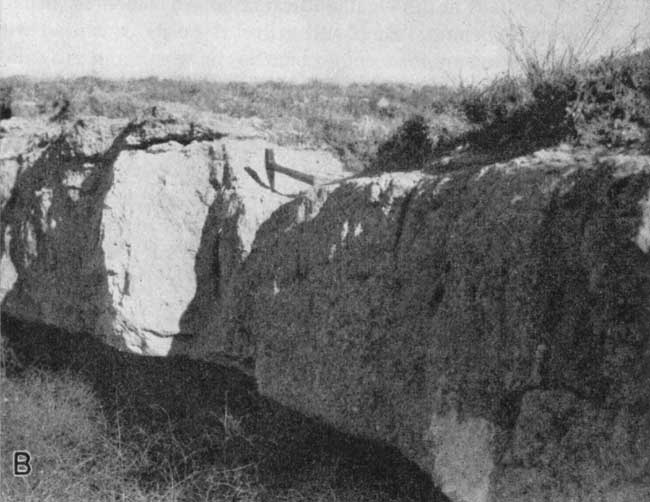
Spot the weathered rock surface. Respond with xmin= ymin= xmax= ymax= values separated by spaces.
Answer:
xmin=230 ymin=149 xmax=650 ymax=502
xmin=0 ymin=108 xmax=346 ymax=357
xmin=2 ymin=111 xmax=649 ymax=502
xmin=1 ymin=118 xmax=63 ymax=300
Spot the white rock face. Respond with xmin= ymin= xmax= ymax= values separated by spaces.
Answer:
xmin=0 ymin=110 xmax=347 ymax=357
xmin=424 ymin=412 xmax=495 ymax=502
xmin=97 ymin=142 xmax=218 ymax=354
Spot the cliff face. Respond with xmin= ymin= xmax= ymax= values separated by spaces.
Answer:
xmin=238 ymin=150 xmax=650 ymax=502
xmin=2 ymin=112 xmax=649 ymax=502
xmin=0 ymin=110 xmax=345 ymax=357
xmin=0 ymin=118 xmax=63 ymax=300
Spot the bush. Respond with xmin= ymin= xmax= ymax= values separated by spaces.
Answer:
xmin=569 ymin=49 xmax=650 ymax=147
xmin=456 ymin=47 xmax=650 ymax=152
xmin=458 ymin=72 xmax=576 ymax=150
xmin=0 ymin=85 xmax=12 ymax=120
xmin=459 ymin=76 xmax=526 ymax=124
xmin=451 ymin=2 xmax=649 ymax=153
xmin=367 ymin=115 xmax=435 ymax=173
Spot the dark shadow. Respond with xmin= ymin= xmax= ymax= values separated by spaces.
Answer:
xmin=0 ymin=119 xmax=136 ymax=342
xmin=245 ymin=164 xmax=308 ymax=197
xmin=244 ymin=166 xmax=270 ymax=190
xmin=177 ymin=198 xmax=221 ymax=339
xmin=243 ymin=164 xmax=315 ymax=198
xmin=0 ymin=119 xmax=449 ymax=500
xmin=2 ymin=314 xmax=448 ymax=501
xmin=177 ymin=161 xmax=299 ymax=365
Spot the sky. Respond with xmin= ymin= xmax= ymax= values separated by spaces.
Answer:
xmin=1 ymin=0 xmax=648 ymax=84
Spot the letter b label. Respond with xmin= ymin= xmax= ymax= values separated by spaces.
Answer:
xmin=13 ymin=451 xmax=31 ymax=476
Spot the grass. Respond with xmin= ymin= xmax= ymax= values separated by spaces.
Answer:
xmin=2 ymin=2 xmax=649 ymax=178
xmin=0 ymin=77 xmax=460 ymax=173
xmin=4 ymin=46 xmax=647 ymax=179
xmin=1 ymin=370 xmax=150 ymax=501
xmin=455 ymin=46 xmax=650 ymax=150
xmin=364 ymin=1 xmax=650 ymax=174
xmin=365 ymin=46 xmax=650 ymax=175
xmin=451 ymin=1 xmax=650 ymax=157
xmin=1 ymin=316 xmax=444 ymax=502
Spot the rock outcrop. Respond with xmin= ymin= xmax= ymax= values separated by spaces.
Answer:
xmin=0 ymin=108 xmax=346 ymax=357
xmin=234 ymin=149 xmax=650 ymax=502
xmin=2 ymin=110 xmax=649 ymax=502
xmin=1 ymin=118 xmax=63 ymax=300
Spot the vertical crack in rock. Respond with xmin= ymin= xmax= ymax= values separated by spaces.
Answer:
xmin=392 ymin=185 xmax=418 ymax=266
xmin=212 ymin=228 xmax=222 ymax=299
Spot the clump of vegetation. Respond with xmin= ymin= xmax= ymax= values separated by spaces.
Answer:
xmin=456 ymin=48 xmax=650 ymax=153
xmin=0 ymin=76 xmax=464 ymax=172
xmin=365 ymin=8 xmax=649 ymax=175
xmin=570 ymin=49 xmax=650 ymax=147
xmin=0 ymin=85 xmax=12 ymax=120
xmin=454 ymin=0 xmax=650 ymax=154
xmin=457 ymin=72 xmax=576 ymax=150
xmin=366 ymin=115 xmax=435 ymax=174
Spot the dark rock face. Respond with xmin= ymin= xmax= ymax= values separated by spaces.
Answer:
xmin=232 ymin=150 xmax=650 ymax=501
xmin=2 ymin=111 xmax=649 ymax=502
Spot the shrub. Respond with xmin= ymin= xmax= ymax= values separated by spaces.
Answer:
xmin=457 ymin=71 xmax=577 ymax=150
xmin=569 ymin=49 xmax=650 ymax=147
xmin=366 ymin=115 xmax=434 ymax=173
xmin=459 ymin=76 xmax=527 ymax=125
xmin=457 ymin=47 xmax=650 ymax=152
xmin=0 ymin=85 xmax=12 ymax=120
xmin=479 ymin=1 xmax=650 ymax=150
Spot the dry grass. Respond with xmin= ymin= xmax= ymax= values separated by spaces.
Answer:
xmin=1 ymin=3 xmax=648 ymax=176
xmin=0 ymin=77 xmax=460 ymax=173
xmin=454 ymin=0 xmax=650 ymax=154
xmin=1 ymin=370 xmax=153 ymax=501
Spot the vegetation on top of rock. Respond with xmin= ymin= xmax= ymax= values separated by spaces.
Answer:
xmin=459 ymin=48 xmax=650 ymax=152
xmin=0 ymin=77 xmax=460 ymax=173
xmin=1 ymin=45 xmax=648 ymax=175
xmin=0 ymin=85 xmax=12 ymax=120
xmin=365 ymin=47 xmax=650 ymax=174
xmin=365 ymin=115 xmax=435 ymax=174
